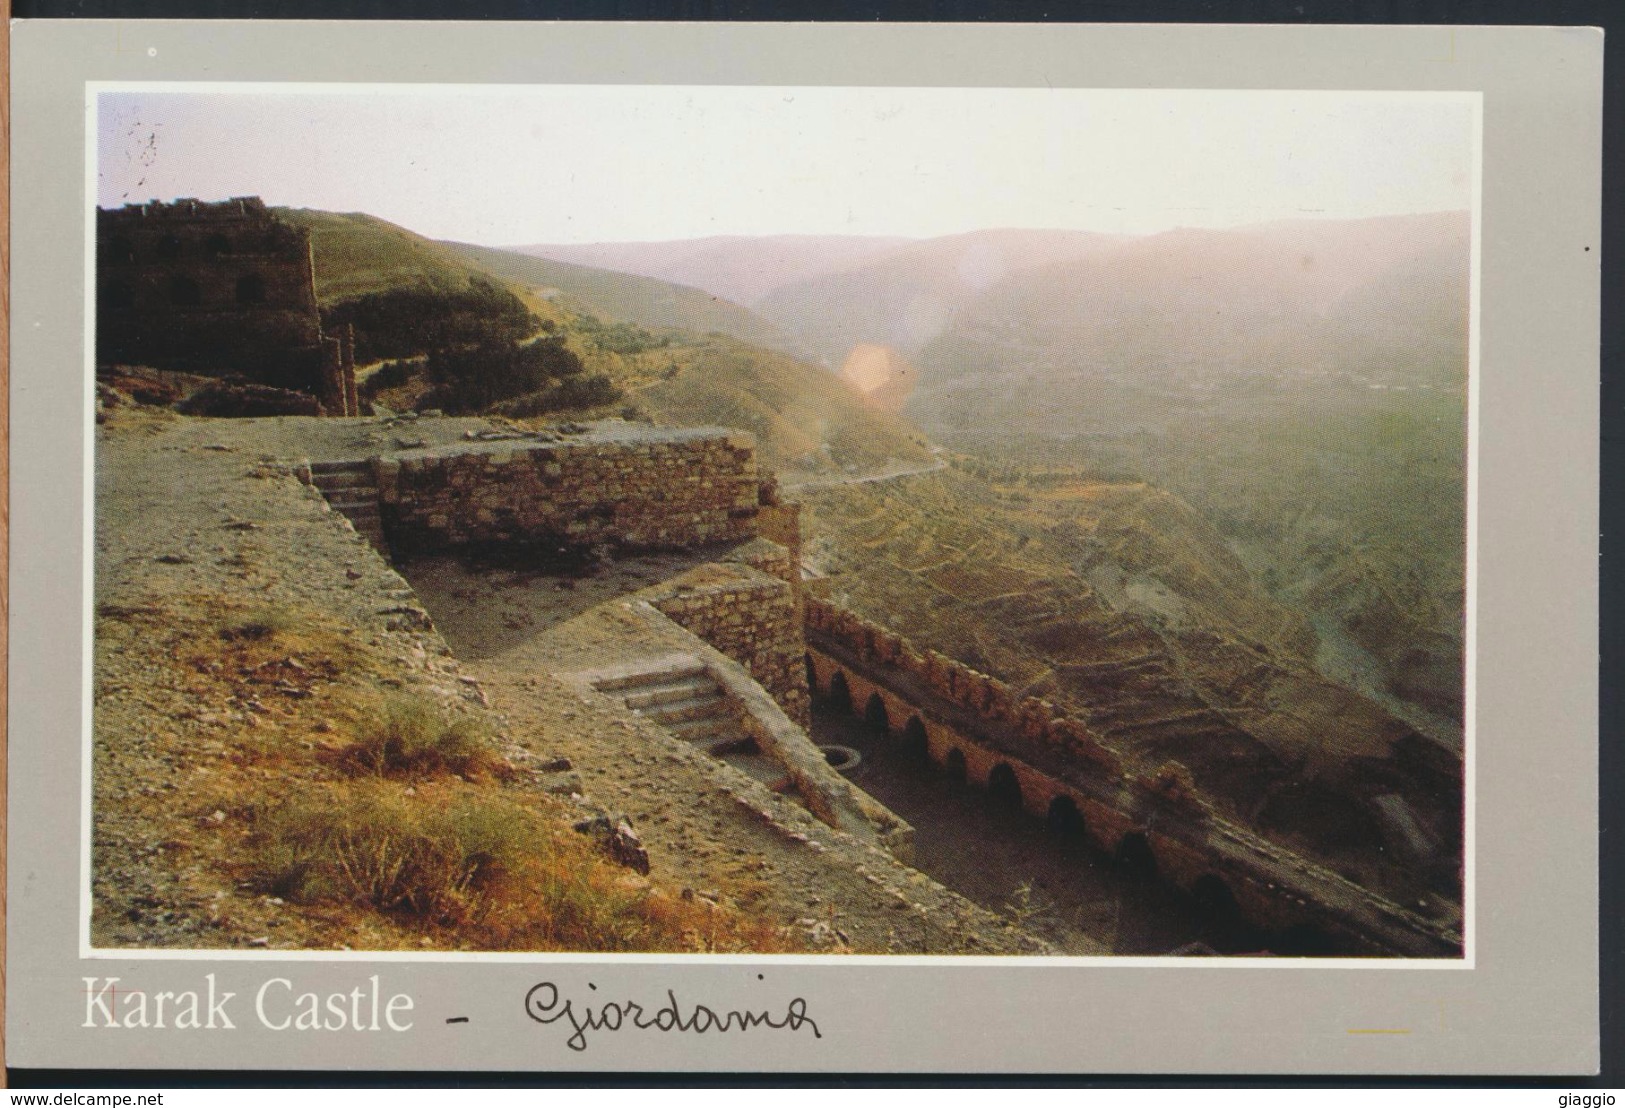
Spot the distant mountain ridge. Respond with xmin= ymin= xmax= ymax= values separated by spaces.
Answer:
xmin=913 ymin=209 xmax=1471 ymax=401
xmin=512 ymin=214 xmax=1469 ymax=383
xmin=275 ymin=208 xmax=798 ymax=355
xmin=513 ymin=228 xmax=1136 ymax=366
xmin=753 ymin=228 xmax=1132 ymax=363
xmin=440 ymin=240 xmax=796 ymax=353
xmin=510 ymin=234 xmax=913 ymax=309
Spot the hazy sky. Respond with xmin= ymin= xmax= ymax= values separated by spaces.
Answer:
xmin=96 ymin=86 xmax=1476 ymax=245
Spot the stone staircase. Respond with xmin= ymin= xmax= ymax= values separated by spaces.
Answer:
xmin=595 ymin=660 xmax=791 ymax=789
xmin=309 ymin=459 xmax=388 ymax=551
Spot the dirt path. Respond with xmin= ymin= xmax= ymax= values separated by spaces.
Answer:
xmin=781 ymin=456 xmax=948 ymax=493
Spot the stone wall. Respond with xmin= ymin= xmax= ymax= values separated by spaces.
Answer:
xmin=650 ymin=562 xmax=811 ymax=727
xmin=376 ymin=429 xmax=762 ymax=555
xmin=804 ymin=597 xmax=1463 ymax=957
xmin=755 ymin=497 xmax=805 ymax=616
xmin=805 ymin=596 xmax=1122 ymax=779
xmin=630 ymin=603 xmax=909 ymax=859
xmin=96 ymin=197 xmax=357 ymax=413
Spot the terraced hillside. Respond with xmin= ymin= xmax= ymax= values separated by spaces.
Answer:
xmin=632 ymin=334 xmax=933 ymax=478
xmin=801 ymin=465 xmax=1462 ymax=908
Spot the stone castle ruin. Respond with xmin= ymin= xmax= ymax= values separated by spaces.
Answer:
xmin=88 ymin=202 xmax=1460 ymax=956
xmin=96 ymin=197 xmax=358 ymax=415
xmin=290 ymin=419 xmax=1457 ymax=957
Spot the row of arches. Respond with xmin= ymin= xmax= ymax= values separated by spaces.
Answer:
xmin=812 ymin=655 xmax=1178 ymax=880
xmin=806 ymin=649 xmax=1354 ymax=952
xmin=99 ymin=273 xmax=268 ymax=312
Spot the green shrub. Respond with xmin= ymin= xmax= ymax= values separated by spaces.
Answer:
xmin=322 ymin=279 xmax=538 ymax=363
xmin=492 ymin=373 xmax=622 ymax=419
xmin=416 ymin=337 xmax=586 ymax=415
xmin=577 ymin=318 xmax=668 ymax=355
xmin=359 ymin=359 xmax=419 ymax=399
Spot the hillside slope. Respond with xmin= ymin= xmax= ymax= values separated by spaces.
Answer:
xmin=903 ymin=212 xmax=1470 ymax=728
xmin=632 ymin=334 xmax=935 ymax=478
xmin=442 ymin=241 xmax=796 ymax=354
xmin=278 ymin=208 xmax=797 ymax=357
xmin=276 ymin=208 xmax=932 ymax=482
xmin=512 ymin=234 xmax=912 ymax=308
xmin=277 ymin=208 xmax=496 ymax=303
xmin=753 ymin=228 xmax=1128 ymax=364
xmin=915 ymin=211 xmax=1469 ymax=395
xmin=802 ymin=465 xmax=1462 ymax=907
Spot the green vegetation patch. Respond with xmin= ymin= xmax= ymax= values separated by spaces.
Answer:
xmin=417 ymin=336 xmax=589 ymax=415
xmin=322 ymin=279 xmax=538 ymax=364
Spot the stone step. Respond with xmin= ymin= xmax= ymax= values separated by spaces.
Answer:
xmin=595 ymin=661 xmax=710 ymax=693
xmin=638 ymin=694 xmax=731 ymax=727
xmin=309 ymin=459 xmax=371 ymax=476
xmin=331 ymin=497 xmax=381 ymax=515
xmin=622 ymin=675 xmax=719 ymax=710
xmin=312 ymin=470 xmax=375 ymax=491
xmin=665 ymin=716 xmax=741 ymax=745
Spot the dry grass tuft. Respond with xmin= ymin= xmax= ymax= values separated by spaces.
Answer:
xmin=341 ymin=695 xmax=500 ymax=777
xmin=219 ymin=606 xmax=298 ymax=643
xmin=247 ymin=781 xmax=800 ymax=953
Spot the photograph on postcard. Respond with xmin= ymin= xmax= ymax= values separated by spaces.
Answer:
xmin=89 ymin=84 xmax=1474 ymax=960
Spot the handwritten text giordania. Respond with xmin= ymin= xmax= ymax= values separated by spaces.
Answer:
xmin=523 ymin=980 xmax=821 ymax=1052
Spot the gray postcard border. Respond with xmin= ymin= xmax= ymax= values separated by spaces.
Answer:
xmin=7 ymin=20 xmax=1602 ymax=1074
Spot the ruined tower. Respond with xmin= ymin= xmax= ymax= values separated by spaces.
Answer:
xmin=96 ymin=196 xmax=356 ymax=415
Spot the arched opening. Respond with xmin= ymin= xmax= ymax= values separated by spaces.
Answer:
xmin=156 ymin=234 xmax=182 ymax=260
xmin=235 ymin=273 xmax=266 ymax=304
xmin=864 ymin=693 xmax=890 ymax=734
xmin=206 ymin=233 xmax=232 ymax=257
xmin=987 ymin=763 xmax=1022 ymax=811
xmin=99 ymin=282 xmax=134 ymax=312
xmin=1191 ymin=874 xmax=1239 ymax=923
xmin=944 ymin=747 xmax=967 ymax=784
xmin=168 ymin=276 xmax=201 ymax=306
xmin=1115 ymin=831 xmax=1158 ymax=877
xmin=900 ymin=716 xmax=929 ymax=762
xmin=826 ymin=670 xmax=851 ymax=713
xmin=1047 ymin=795 xmax=1086 ymax=837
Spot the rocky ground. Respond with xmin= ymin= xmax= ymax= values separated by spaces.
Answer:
xmin=92 ymin=406 xmax=1049 ymax=954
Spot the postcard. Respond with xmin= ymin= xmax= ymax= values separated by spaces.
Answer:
xmin=6 ymin=19 xmax=1603 ymax=1075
